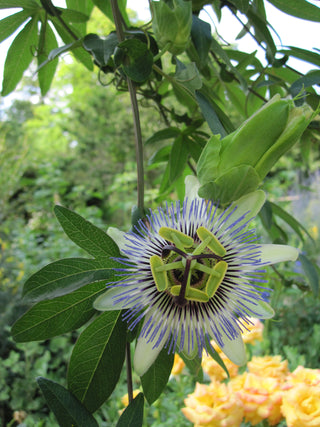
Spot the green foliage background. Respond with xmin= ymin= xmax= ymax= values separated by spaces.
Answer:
xmin=0 ymin=0 xmax=320 ymax=426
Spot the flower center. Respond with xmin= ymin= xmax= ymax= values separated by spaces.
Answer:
xmin=150 ymin=226 xmax=228 ymax=307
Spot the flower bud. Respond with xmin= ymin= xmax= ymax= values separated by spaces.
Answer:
xmin=197 ymin=95 xmax=314 ymax=204
xmin=151 ymin=0 xmax=192 ymax=55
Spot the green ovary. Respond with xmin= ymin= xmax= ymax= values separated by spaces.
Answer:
xmin=150 ymin=226 xmax=228 ymax=304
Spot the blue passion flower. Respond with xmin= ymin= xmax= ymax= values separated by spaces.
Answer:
xmin=94 ymin=177 xmax=299 ymax=376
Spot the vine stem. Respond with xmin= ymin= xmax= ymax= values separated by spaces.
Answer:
xmin=111 ymin=0 xmax=145 ymax=403
xmin=111 ymin=0 xmax=145 ymax=214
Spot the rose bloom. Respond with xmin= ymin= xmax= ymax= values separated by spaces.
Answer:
xmin=247 ymin=355 xmax=289 ymax=381
xmin=171 ymin=354 xmax=185 ymax=375
xmin=285 ymin=365 xmax=320 ymax=389
xmin=202 ymin=351 xmax=239 ymax=382
xmin=241 ymin=318 xmax=264 ymax=344
xmin=230 ymin=372 xmax=283 ymax=426
xmin=182 ymin=381 xmax=243 ymax=427
xmin=281 ymin=384 xmax=320 ymax=427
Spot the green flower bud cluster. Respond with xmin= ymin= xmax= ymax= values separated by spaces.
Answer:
xmin=197 ymin=95 xmax=314 ymax=204
xmin=151 ymin=0 xmax=192 ymax=55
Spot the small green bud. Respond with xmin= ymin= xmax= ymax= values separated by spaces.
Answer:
xmin=151 ymin=0 xmax=192 ymax=55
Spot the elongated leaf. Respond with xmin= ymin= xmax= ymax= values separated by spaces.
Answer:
xmin=191 ymin=15 xmax=212 ymax=65
xmin=58 ymin=8 xmax=89 ymax=23
xmin=37 ymin=377 xmax=98 ymax=427
xmin=0 ymin=0 xmax=38 ymax=9
xmin=280 ymin=46 xmax=320 ymax=68
xmin=12 ymin=281 xmax=107 ymax=342
xmin=0 ymin=10 xmax=30 ymax=43
xmin=299 ymin=254 xmax=319 ymax=297
xmin=37 ymin=21 xmax=58 ymax=96
xmin=180 ymin=354 xmax=203 ymax=382
xmin=267 ymin=0 xmax=320 ymax=22
xmin=289 ymin=70 xmax=320 ymax=99
xmin=91 ymin=0 xmax=129 ymax=26
xmin=68 ymin=311 xmax=126 ymax=412
xmin=269 ymin=201 xmax=314 ymax=242
xmin=145 ymin=127 xmax=181 ymax=145
xmin=1 ymin=16 xmax=38 ymax=96
xmin=54 ymin=205 xmax=120 ymax=258
xmin=195 ymin=91 xmax=227 ymax=137
xmin=22 ymin=258 xmax=118 ymax=302
xmin=247 ymin=7 xmax=276 ymax=58
xmin=66 ymin=0 xmax=94 ymax=34
xmin=169 ymin=135 xmax=189 ymax=184
xmin=141 ymin=347 xmax=174 ymax=405
xmin=116 ymin=393 xmax=144 ymax=427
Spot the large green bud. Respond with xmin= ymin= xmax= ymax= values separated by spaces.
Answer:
xmin=197 ymin=95 xmax=314 ymax=204
xmin=151 ymin=0 xmax=192 ymax=55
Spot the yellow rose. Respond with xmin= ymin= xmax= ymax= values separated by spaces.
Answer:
xmin=202 ymin=351 xmax=238 ymax=382
xmin=241 ymin=318 xmax=264 ymax=344
xmin=182 ymin=381 xmax=243 ymax=427
xmin=230 ymin=372 xmax=283 ymax=426
xmin=281 ymin=384 xmax=320 ymax=427
xmin=285 ymin=365 xmax=320 ymax=389
xmin=248 ymin=355 xmax=289 ymax=381
xmin=171 ymin=354 xmax=186 ymax=375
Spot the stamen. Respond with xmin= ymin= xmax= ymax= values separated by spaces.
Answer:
xmin=159 ymin=227 xmax=193 ymax=249
xmin=150 ymin=255 xmax=168 ymax=291
xmin=196 ymin=226 xmax=227 ymax=257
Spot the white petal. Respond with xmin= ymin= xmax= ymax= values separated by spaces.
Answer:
xmin=210 ymin=326 xmax=247 ymax=366
xmin=259 ymin=244 xmax=299 ymax=265
xmin=93 ymin=287 xmax=137 ymax=311
xmin=107 ymin=227 xmax=127 ymax=253
xmin=185 ymin=175 xmax=201 ymax=202
xmin=220 ymin=190 xmax=266 ymax=233
xmin=134 ymin=311 xmax=170 ymax=376
xmin=239 ymin=299 xmax=274 ymax=319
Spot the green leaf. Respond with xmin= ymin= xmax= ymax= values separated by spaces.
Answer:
xmin=52 ymin=18 xmax=93 ymax=70
xmin=197 ymin=134 xmax=222 ymax=184
xmin=145 ymin=127 xmax=181 ymax=145
xmin=198 ymin=165 xmax=261 ymax=205
xmin=269 ymin=201 xmax=314 ymax=242
xmin=0 ymin=0 xmax=38 ymax=9
xmin=141 ymin=347 xmax=174 ymax=405
xmin=0 ymin=10 xmax=30 ymax=43
xmin=299 ymin=254 xmax=319 ymax=297
xmin=280 ymin=46 xmax=320 ymax=68
xmin=58 ymin=7 xmax=89 ymax=23
xmin=229 ymin=0 xmax=250 ymax=13
xmin=54 ymin=205 xmax=120 ymax=258
xmin=1 ymin=16 xmax=38 ymax=96
xmin=195 ymin=91 xmax=227 ymax=137
xmin=91 ymin=0 xmax=129 ymax=26
xmin=191 ymin=15 xmax=212 ymax=65
xmin=37 ymin=21 xmax=58 ymax=96
xmin=83 ymin=32 xmax=118 ymax=68
xmin=267 ymin=0 xmax=320 ymax=22
xmin=180 ymin=354 xmax=203 ymax=382
xmin=12 ymin=281 xmax=107 ymax=342
xmin=289 ymin=70 xmax=320 ymax=99
xmin=247 ymin=7 xmax=276 ymax=59
xmin=174 ymin=59 xmax=202 ymax=94
xmin=169 ymin=135 xmax=189 ymax=184
xmin=116 ymin=393 xmax=144 ymax=427
xmin=67 ymin=311 xmax=126 ymax=412
xmin=115 ymin=38 xmax=154 ymax=83
xmin=205 ymin=336 xmax=230 ymax=379
xmin=22 ymin=258 xmax=118 ymax=302
xmin=66 ymin=0 xmax=94 ymax=16
xmin=37 ymin=377 xmax=98 ymax=427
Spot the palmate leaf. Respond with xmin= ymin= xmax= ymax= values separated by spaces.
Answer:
xmin=67 ymin=311 xmax=127 ymax=412
xmin=0 ymin=9 xmax=30 ymax=43
xmin=116 ymin=393 xmax=144 ymax=427
xmin=54 ymin=205 xmax=120 ymax=258
xmin=1 ymin=16 xmax=38 ymax=96
xmin=66 ymin=0 xmax=94 ymax=35
xmin=0 ymin=0 xmax=38 ymax=9
xmin=37 ymin=377 xmax=98 ymax=427
xmin=141 ymin=347 xmax=174 ymax=405
xmin=22 ymin=258 xmax=119 ymax=302
xmin=169 ymin=135 xmax=189 ymax=184
xmin=12 ymin=281 xmax=107 ymax=342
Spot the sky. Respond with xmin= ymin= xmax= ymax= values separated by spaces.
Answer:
xmin=0 ymin=0 xmax=319 ymax=94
